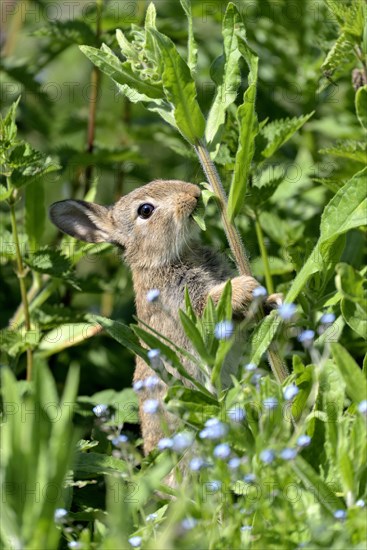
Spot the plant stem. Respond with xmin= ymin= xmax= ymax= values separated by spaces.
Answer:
xmin=85 ymin=0 xmax=103 ymax=193
xmin=254 ymin=212 xmax=274 ymax=294
xmin=8 ymin=194 xmax=33 ymax=380
xmin=195 ymin=141 xmax=251 ymax=275
xmin=195 ymin=140 xmax=288 ymax=382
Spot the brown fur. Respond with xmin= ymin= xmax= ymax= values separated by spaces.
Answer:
xmin=49 ymin=180 xmax=279 ymax=455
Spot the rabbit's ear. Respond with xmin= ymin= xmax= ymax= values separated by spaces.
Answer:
xmin=49 ymin=200 xmax=114 ymax=243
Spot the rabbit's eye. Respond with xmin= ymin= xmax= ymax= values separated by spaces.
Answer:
xmin=137 ymin=203 xmax=155 ymax=219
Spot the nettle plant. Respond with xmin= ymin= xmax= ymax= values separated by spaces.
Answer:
xmin=0 ymin=0 xmax=367 ymax=549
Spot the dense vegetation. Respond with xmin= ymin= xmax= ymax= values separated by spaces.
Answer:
xmin=0 ymin=0 xmax=366 ymax=548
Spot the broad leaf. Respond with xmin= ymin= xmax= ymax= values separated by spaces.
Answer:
xmin=148 ymin=28 xmax=205 ymax=143
xmin=260 ymin=113 xmax=314 ymax=159
xmin=331 ymin=343 xmax=367 ymax=403
xmin=205 ymin=3 xmax=242 ymax=152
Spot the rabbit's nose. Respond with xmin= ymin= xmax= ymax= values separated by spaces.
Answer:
xmin=184 ymin=183 xmax=201 ymax=199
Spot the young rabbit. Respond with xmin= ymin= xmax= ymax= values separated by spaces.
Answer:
xmin=49 ymin=180 xmax=278 ymax=456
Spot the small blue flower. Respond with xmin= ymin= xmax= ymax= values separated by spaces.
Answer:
xmin=241 ymin=525 xmax=253 ymax=532
xmin=278 ymin=303 xmax=296 ymax=320
xmin=228 ymin=407 xmax=246 ymax=422
xmin=263 ymin=397 xmax=278 ymax=410
xmin=54 ymin=508 xmax=68 ymax=523
xmin=199 ymin=419 xmax=228 ymax=440
xmin=172 ymin=432 xmax=194 ymax=452
xmin=181 ymin=517 xmax=197 ymax=530
xmin=157 ymin=437 xmax=173 ymax=450
xmin=92 ymin=404 xmax=108 ymax=417
xmin=280 ymin=448 xmax=297 ymax=460
xmin=357 ymin=400 xmax=367 ymax=415
xmin=298 ymin=330 xmax=315 ymax=346
xmin=147 ymin=349 xmax=161 ymax=362
xmin=146 ymin=513 xmax=158 ymax=521
xmin=260 ymin=449 xmax=275 ymax=464
xmin=143 ymin=399 xmax=159 ymax=414
xmin=145 ymin=375 xmax=160 ymax=389
xmin=320 ymin=312 xmax=335 ymax=325
xmin=245 ymin=363 xmax=257 ymax=371
xmin=228 ymin=457 xmax=241 ymax=469
xmin=297 ymin=435 xmax=311 ymax=447
xmin=128 ymin=536 xmax=142 ymax=547
xmin=251 ymin=373 xmax=263 ymax=386
xmin=214 ymin=443 xmax=231 ymax=460
xmin=283 ymin=384 xmax=299 ymax=401
xmin=356 ymin=499 xmax=365 ymax=508
xmin=146 ymin=289 xmax=160 ymax=302
xmin=243 ymin=473 xmax=256 ymax=483
xmin=253 ymin=286 xmax=267 ymax=298
xmin=112 ymin=434 xmax=128 ymax=446
xmin=133 ymin=380 xmax=145 ymax=392
xmin=189 ymin=457 xmax=205 ymax=471
xmin=214 ymin=320 xmax=234 ymax=340
xmin=208 ymin=480 xmax=222 ymax=492
xmin=68 ymin=543 xmax=81 ymax=550
xmin=333 ymin=510 xmax=346 ymax=520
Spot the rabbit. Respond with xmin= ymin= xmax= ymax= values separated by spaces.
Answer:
xmin=49 ymin=179 xmax=280 ymax=458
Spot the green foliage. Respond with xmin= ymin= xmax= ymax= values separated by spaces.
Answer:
xmin=1 ymin=0 xmax=367 ymax=549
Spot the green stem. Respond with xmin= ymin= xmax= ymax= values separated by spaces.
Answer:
xmin=194 ymin=140 xmax=288 ymax=383
xmin=254 ymin=212 xmax=274 ymax=294
xmin=8 ymin=194 xmax=33 ymax=380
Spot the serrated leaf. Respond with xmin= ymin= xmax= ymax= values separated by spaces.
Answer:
xmin=180 ymin=0 xmax=198 ymax=73
xmin=331 ymin=343 xmax=367 ymax=403
xmin=205 ymin=3 xmax=242 ymax=152
xmin=321 ymin=32 xmax=355 ymax=78
xmin=80 ymin=44 xmax=163 ymax=100
xmin=320 ymin=140 xmax=367 ymax=163
xmin=260 ymin=113 xmax=314 ymax=159
xmin=74 ymin=452 xmax=128 ymax=479
xmin=356 ymin=85 xmax=367 ymax=130
xmin=0 ymin=96 xmax=20 ymax=147
xmin=34 ymin=19 xmax=96 ymax=46
xmin=25 ymin=248 xmax=72 ymax=277
xmin=149 ymin=28 xmax=205 ymax=143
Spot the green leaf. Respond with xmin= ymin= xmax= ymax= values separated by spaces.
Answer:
xmin=37 ymin=323 xmax=100 ymax=357
xmin=249 ymin=169 xmax=367 ymax=363
xmin=9 ymin=144 xmax=60 ymax=189
xmin=74 ymin=452 xmax=128 ymax=479
xmin=148 ymin=28 xmax=205 ymax=143
xmin=321 ymin=32 xmax=355 ymax=78
xmin=0 ymin=96 xmax=20 ymax=148
xmin=319 ymin=168 xmax=367 ymax=242
xmin=25 ymin=180 xmax=45 ymax=249
xmin=356 ymin=85 xmax=367 ymax=130
xmin=179 ymin=309 xmax=213 ymax=364
xmin=80 ymin=44 xmax=163 ymax=101
xmin=320 ymin=140 xmax=367 ymax=164
xmin=336 ymin=263 xmax=367 ymax=339
xmin=91 ymin=315 xmax=148 ymax=360
xmin=0 ymin=184 xmax=12 ymax=201
xmin=291 ymin=456 xmax=344 ymax=515
xmin=227 ymin=82 xmax=258 ymax=221
xmin=260 ymin=113 xmax=314 ymax=159
xmin=205 ymin=3 xmax=242 ymax=152
xmin=180 ymin=0 xmax=198 ymax=73
xmin=331 ymin=343 xmax=367 ymax=403
xmin=25 ymin=248 xmax=72 ymax=277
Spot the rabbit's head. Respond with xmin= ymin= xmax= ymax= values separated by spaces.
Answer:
xmin=49 ymin=180 xmax=201 ymax=269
